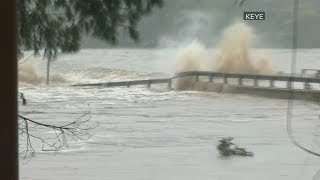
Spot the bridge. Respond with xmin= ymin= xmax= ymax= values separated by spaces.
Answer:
xmin=72 ymin=78 xmax=173 ymax=88
xmin=72 ymin=71 xmax=320 ymax=91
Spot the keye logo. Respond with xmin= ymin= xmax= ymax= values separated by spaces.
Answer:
xmin=243 ymin=12 xmax=265 ymax=20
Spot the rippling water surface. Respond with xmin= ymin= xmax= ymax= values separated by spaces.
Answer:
xmin=19 ymin=49 xmax=320 ymax=180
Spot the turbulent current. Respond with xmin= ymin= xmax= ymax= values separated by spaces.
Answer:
xmin=19 ymin=47 xmax=320 ymax=180
xmin=17 ymin=21 xmax=320 ymax=180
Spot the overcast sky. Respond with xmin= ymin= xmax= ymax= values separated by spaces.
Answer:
xmin=82 ymin=0 xmax=320 ymax=48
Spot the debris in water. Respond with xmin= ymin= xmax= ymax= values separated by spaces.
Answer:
xmin=217 ymin=137 xmax=254 ymax=157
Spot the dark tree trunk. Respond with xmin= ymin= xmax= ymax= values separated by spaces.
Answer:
xmin=0 ymin=0 xmax=19 ymax=179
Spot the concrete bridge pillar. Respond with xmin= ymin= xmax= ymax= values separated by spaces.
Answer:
xmin=168 ymin=79 xmax=172 ymax=89
xmin=270 ymin=80 xmax=274 ymax=88
xmin=287 ymin=81 xmax=292 ymax=89
xmin=304 ymin=82 xmax=311 ymax=90
xmin=223 ymin=75 xmax=227 ymax=84
xmin=254 ymin=77 xmax=258 ymax=86
xmin=238 ymin=77 xmax=243 ymax=85
xmin=209 ymin=75 xmax=213 ymax=83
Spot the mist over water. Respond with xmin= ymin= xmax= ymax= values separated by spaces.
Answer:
xmin=214 ymin=22 xmax=275 ymax=74
xmin=174 ymin=22 xmax=275 ymax=74
xmin=174 ymin=22 xmax=276 ymax=90
xmin=18 ymin=58 xmax=66 ymax=85
xmin=18 ymin=59 xmax=44 ymax=85
xmin=157 ymin=11 xmax=216 ymax=48
xmin=173 ymin=42 xmax=204 ymax=90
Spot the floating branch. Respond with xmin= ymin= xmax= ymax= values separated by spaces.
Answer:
xmin=217 ymin=137 xmax=254 ymax=157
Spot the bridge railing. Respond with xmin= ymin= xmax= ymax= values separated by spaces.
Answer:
xmin=72 ymin=71 xmax=320 ymax=90
xmin=72 ymin=78 xmax=172 ymax=88
xmin=175 ymin=71 xmax=320 ymax=83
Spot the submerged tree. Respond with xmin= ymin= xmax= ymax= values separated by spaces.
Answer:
xmin=18 ymin=0 xmax=163 ymax=84
xmin=217 ymin=137 xmax=254 ymax=157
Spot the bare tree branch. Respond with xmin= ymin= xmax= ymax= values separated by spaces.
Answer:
xmin=18 ymin=111 xmax=97 ymax=160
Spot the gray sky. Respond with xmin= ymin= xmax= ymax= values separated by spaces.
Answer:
xmin=82 ymin=0 xmax=320 ymax=48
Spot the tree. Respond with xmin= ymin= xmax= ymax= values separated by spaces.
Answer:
xmin=17 ymin=0 xmax=163 ymax=159
xmin=18 ymin=0 xmax=163 ymax=84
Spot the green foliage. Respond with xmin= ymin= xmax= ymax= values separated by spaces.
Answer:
xmin=17 ymin=0 xmax=163 ymax=60
xmin=217 ymin=137 xmax=254 ymax=157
